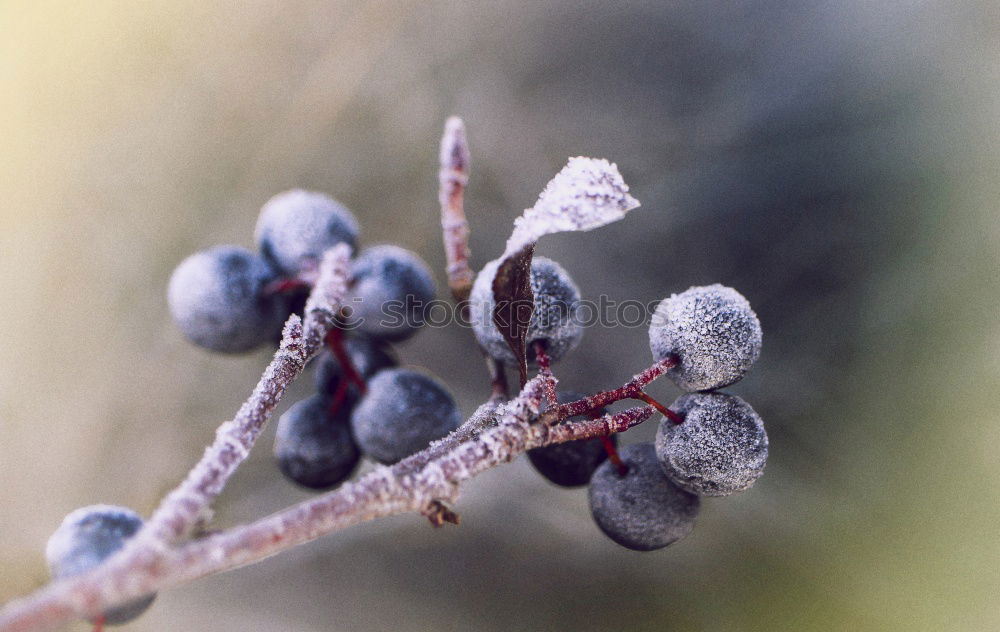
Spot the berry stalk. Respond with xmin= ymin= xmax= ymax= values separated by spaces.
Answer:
xmin=599 ymin=436 xmax=628 ymax=477
xmin=551 ymin=355 xmax=678 ymax=421
xmin=532 ymin=341 xmax=558 ymax=405
xmin=325 ymin=328 xmax=368 ymax=393
xmin=263 ymin=277 xmax=312 ymax=296
xmin=486 ymin=357 xmax=510 ymax=402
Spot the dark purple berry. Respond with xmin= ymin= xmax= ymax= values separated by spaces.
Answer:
xmin=275 ymin=394 xmax=360 ymax=490
xmin=45 ymin=505 xmax=156 ymax=625
xmin=588 ymin=443 xmax=700 ymax=551
xmin=343 ymin=245 xmax=437 ymax=341
xmin=255 ymin=189 xmax=359 ymax=276
xmin=649 ymin=284 xmax=762 ymax=391
xmin=469 ymin=257 xmax=583 ymax=366
xmin=168 ymin=245 xmax=287 ymax=353
xmin=350 ymin=368 xmax=460 ymax=464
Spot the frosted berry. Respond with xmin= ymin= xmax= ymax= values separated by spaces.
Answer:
xmin=255 ymin=189 xmax=359 ymax=276
xmin=469 ymin=256 xmax=583 ymax=365
xmin=527 ymin=391 xmax=615 ymax=487
xmin=350 ymin=368 xmax=461 ymax=464
xmin=648 ymin=284 xmax=762 ymax=391
xmin=655 ymin=392 xmax=768 ymax=496
xmin=45 ymin=505 xmax=156 ymax=625
xmin=343 ymin=245 xmax=437 ymax=341
xmin=168 ymin=245 xmax=288 ymax=353
xmin=588 ymin=443 xmax=699 ymax=551
xmin=275 ymin=395 xmax=360 ymax=490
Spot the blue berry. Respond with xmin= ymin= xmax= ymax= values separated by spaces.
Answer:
xmin=350 ymin=368 xmax=461 ymax=464
xmin=255 ymin=189 xmax=359 ymax=276
xmin=45 ymin=505 xmax=156 ymax=625
xmin=469 ymin=257 xmax=583 ymax=365
xmin=655 ymin=392 xmax=768 ymax=496
xmin=527 ymin=391 xmax=615 ymax=488
xmin=588 ymin=443 xmax=700 ymax=551
xmin=168 ymin=245 xmax=288 ymax=353
xmin=314 ymin=335 xmax=397 ymax=399
xmin=648 ymin=284 xmax=762 ymax=392
xmin=343 ymin=245 xmax=437 ymax=341
xmin=274 ymin=394 xmax=360 ymax=490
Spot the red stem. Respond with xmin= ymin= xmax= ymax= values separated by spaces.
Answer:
xmin=554 ymin=355 xmax=678 ymax=419
xmin=92 ymin=616 xmax=105 ymax=632
xmin=599 ymin=436 xmax=628 ymax=476
xmin=263 ymin=277 xmax=312 ymax=296
xmin=532 ymin=341 xmax=557 ymax=406
xmin=635 ymin=392 xmax=684 ymax=424
xmin=586 ymin=409 xmax=627 ymax=475
xmin=324 ymin=329 xmax=367 ymax=393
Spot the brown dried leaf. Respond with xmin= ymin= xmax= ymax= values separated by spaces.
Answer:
xmin=491 ymin=244 xmax=535 ymax=387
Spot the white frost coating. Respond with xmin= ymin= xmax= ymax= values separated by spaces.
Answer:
xmin=416 ymin=461 xmax=455 ymax=502
xmin=1 ymin=371 xmax=653 ymax=630
xmin=502 ymin=157 xmax=640 ymax=260
xmin=303 ymin=244 xmax=352 ymax=327
xmin=214 ymin=435 xmax=249 ymax=462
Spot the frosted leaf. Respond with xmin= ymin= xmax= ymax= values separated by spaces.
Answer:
xmin=489 ymin=158 xmax=639 ymax=380
xmin=502 ymin=157 xmax=640 ymax=260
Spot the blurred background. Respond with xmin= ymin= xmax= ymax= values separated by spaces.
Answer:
xmin=2 ymin=1 xmax=998 ymax=630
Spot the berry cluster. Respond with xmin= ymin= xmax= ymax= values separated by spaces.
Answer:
xmin=590 ymin=284 xmax=766 ymax=550
xmin=34 ymin=124 xmax=773 ymax=629
xmin=168 ymin=189 xmax=458 ymax=487
xmin=44 ymin=190 xmax=459 ymax=625
xmin=472 ymin=270 xmax=767 ymax=552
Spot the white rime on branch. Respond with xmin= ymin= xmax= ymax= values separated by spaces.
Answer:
xmin=0 ymin=356 xmax=655 ymax=631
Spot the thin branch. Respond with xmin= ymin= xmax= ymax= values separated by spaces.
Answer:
xmin=0 ymin=245 xmax=351 ymax=632
xmin=436 ymin=118 xmax=512 ymax=404
xmin=0 ymin=371 xmax=657 ymax=632
xmin=141 ymin=244 xmax=352 ymax=544
xmin=439 ymin=116 xmax=473 ymax=315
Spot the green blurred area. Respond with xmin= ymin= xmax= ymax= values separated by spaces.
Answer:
xmin=1 ymin=1 xmax=998 ymax=630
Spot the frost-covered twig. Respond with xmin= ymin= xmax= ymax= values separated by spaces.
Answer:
xmin=0 ymin=362 xmax=664 ymax=632
xmin=439 ymin=116 xmax=473 ymax=312
xmin=0 ymin=245 xmax=352 ymax=632
xmin=0 ymin=383 xmax=647 ymax=630
xmin=142 ymin=243 xmax=352 ymax=544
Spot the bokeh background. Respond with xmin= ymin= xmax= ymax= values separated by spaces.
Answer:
xmin=2 ymin=1 xmax=998 ymax=630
